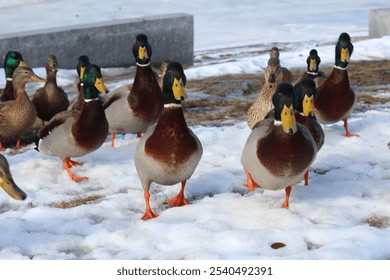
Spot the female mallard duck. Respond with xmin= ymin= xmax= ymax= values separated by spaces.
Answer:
xmin=104 ymin=34 xmax=164 ymax=147
xmin=134 ymin=61 xmax=203 ymax=220
xmin=246 ymin=57 xmax=279 ymax=129
xmin=32 ymin=55 xmax=70 ymax=123
xmin=241 ymin=83 xmax=317 ymax=208
xmin=68 ymin=55 xmax=90 ymax=111
xmin=269 ymin=47 xmax=293 ymax=84
xmin=156 ymin=59 xmax=170 ymax=90
xmin=0 ymin=154 xmax=27 ymax=200
xmin=0 ymin=66 xmax=45 ymax=150
xmin=314 ymin=32 xmax=358 ymax=137
xmin=36 ymin=64 xmax=109 ymax=182
xmin=294 ymin=49 xmax=327 ymax=90
xmin=0 ymin=51 xmax=27 ymax=102
xmin=294 ymin=78 xmax=324 ymax=186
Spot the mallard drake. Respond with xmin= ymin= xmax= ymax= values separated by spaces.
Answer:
xmin=241 ymin=83 xmax=317 ymax=208
xmin=0 ymin=51 xmax=27 ymax=102
xmin=314 ymin=32 xmax=358 ymax=137
xmin=0 ymin=153 xmax=27 ymax=200
xmin=104 ymin=34 xmax=163 ymax=147
xmin=135 ymin=61 xmax=203 ymax=220
xmin=0 ymin=66 xmax=45 ymax=150
xmin=68 ymin=55 xmax=90 ymax=111
xmin=32 ymin=55 xmax=70 ymax=123
xmin=36 ymin=64 xmax=109 ymax=182
xmin=294 ymin=49 xmax=327 ymax=90
xmin=294 ymin=78 xmax=324 ymax=186
xmin=269 ymin=47 xmax=293 ymax=84
xmin=246 ymin=57 xmax=279 ymax=129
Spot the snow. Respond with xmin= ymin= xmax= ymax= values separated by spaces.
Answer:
xmin=1 ymin=0 xmax=390 ymax=261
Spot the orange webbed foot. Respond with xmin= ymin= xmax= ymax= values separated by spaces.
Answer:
xmin=166 ymin=181 xmax=189 ymax=207
xmin=243 ymin=168 xmax=260 ymax=191
xmin=343 ymin=120 xmax=360 ymax=137
xmin=142 ymin=210 xmax=159 ymax=221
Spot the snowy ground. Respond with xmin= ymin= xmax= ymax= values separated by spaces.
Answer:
xmin=1 ymin=0 xmax=390 ymax=260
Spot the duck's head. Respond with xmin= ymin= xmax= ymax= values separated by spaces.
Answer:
xmin=82 ymin=64 xmax=109 ymax=100
xmin=336 ymin=32 xmax=353 ymax=68
xmin=132 ymin=34 xmax=152 ymax=66
xmin=4 ymin=51 xmax=27 ymax=80
xmin=77 ymin=55 xmax=90 ymax=82
xmin=12 ymin=66 xmax=46 ymax=88
xmin=46 ymin=54 xmax=58 ymax=74
xmin=270 ymin=47 xmax=280 ymax=59
xmin=162 ymin=61 xmax=187 ymax=105
xmin=265 ymin=57 xmax=281 ymax=84
xmin=272 ymin=83 xmax=297 ymax=135
xmin=307 ymin=49 xmax=321 ymax=73
xmin=294 ymin=78 xmax=317 ymax=117
xmin=0 ymin=155 xmax=27 ymax=201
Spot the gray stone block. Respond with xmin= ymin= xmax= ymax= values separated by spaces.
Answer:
xmin=0 ymin=13 xmax=193 ymax=69
xmin=369 ymin=9 xmax=390 ymax=38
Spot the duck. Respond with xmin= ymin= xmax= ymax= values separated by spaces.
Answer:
xmin=36 ymin=64 xmax=109 ymax=182
xmin=246 ymin=57 xmax=279 ymax=129
xmin=241 ymin=83 xmax=317 ymax=208
xmin=32 ymin=55 xmax=70 ymax=123
xmin=0 ymin=153 xmax=27 ymax=200
xmin=104 ymin=34 xmax=164 ymax=148
xmin=0 ymin=66 xmax=45 ymax=150
xmin=0 ymin=51 xmax=27 ymax=102
xmin=294 ymin=49 xmax=327 ymax=90
xmin=294 ymin=78 xmax=324 ymax=186
xmin=156 ymin=59 xmax=170 ymax=90
xmin=68 ymin=55 xmax=90 ymax=111
xmin=314 ymin=32 xmax=358 ymax=137
xmin=268 ymin=47 xmax=293 ymax=84
xmin=134 ymin=61 xmax=203 ymax=220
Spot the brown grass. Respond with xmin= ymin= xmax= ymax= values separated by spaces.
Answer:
xmin=49 ymin=194 xmax=103 ymax=209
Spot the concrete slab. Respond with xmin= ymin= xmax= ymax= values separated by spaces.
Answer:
xmin=0 ymin=13 xmax=193 ymax=69
xmin=369 ymin=9 xmax=390 ymax=38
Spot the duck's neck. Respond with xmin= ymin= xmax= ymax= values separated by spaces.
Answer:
xmin=46 ymin=69 xmax=57 ymax=86
xmin=154 ymin=104 xmax=188 ymax=133
xmin=133 ymin=63 xmax=157 ymax=89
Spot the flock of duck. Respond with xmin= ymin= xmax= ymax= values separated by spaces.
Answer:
xmin=0 ymin=32 xmax=357 ymax=220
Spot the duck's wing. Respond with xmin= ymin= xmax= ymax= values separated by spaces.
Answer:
xmin=102 ymin=85 xmax=130 ymax=110
xmin=38 ymin=110 xmax=79 ymax=138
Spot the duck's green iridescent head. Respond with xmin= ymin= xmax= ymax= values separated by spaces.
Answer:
xmin=132 ymin=34 xmax=152 ymax=65
xmin=82 ymin=64 xmax=109 ymax=100
xmin=294 ymin=78 xmax=316 ymax=117
xmin=272 ymin=83 xmax=297 ymax=135
xmin=4 ymin=51 xmax=26 ymax=79
xmin=162 ymin=61 xmax=187 ymax=105
xmin=77 ymin=55 xmax=90 ymax=81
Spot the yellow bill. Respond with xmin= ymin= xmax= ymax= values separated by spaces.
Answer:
xmin=172 ymin=77 xmax=187 ymax=101
xmin=281 ymin=104 xmax=297 ymax=135
xmin=302 ymin=95 xmax=315 ymax=117
xmin=94 ymin=77 xmax=109 ymax=93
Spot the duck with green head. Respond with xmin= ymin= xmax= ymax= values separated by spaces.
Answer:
xmin=241 ymin=83 xmax=317 ymax=208
xmin=103 ymin=33 xmax=163 ymax=147
xmin=0 ymin=66 xmax=45 ymax=150
xmin=0 ymin=51 xmax=27 ymax=102
xmin=135 ymin=61 xmax=203 ymax=220
xmin=314 ymin=32 xmax=358 ymax=137
xmin=68 ymin=55 xmax=90 ymax=111
xmin=36 ymin=64 xmax=109 ymax=182
xmin=294 ymin=49 xmax=327 ymax=90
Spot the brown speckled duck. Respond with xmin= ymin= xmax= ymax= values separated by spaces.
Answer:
xmin=0 ymin=51 xmax=27 ymax=102
xmin=0 ymin=153 xmax=27 ymax=200
xmin=32 ymin=55 xmax=70 ymax=123
xmin=241 ymin=83 xmax=317 ymax=208
xmin=0 ymin=66 xmax=45 ymax=150
xmin=314 ymin=32 xmax=358 ymax=137
xmin=135 ymin=61 xmax=203 ymax=220
xmin=104 ymin=34 xmax=164 ymax=147
xmin=36 ymin=64 xmax=109 ymax=182
xmin=246 ymin=57 xmax=279 ymax=129
xmin=294 ymin=49 xmax=327 ymax=90
xmin=294 ymin=78 xmax=324 ymax=186
xmin=269 ymin=47 xmax=293 ymax=84
xmin=156 ymin=59 xmax=170 ymax=90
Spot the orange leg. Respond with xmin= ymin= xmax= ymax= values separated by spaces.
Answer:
xmin=343 ymin=120 xmax=360 ymax=137
xmin=304 ymin=170 xmax=309 ymax=186
xmin=136 ymin=132 xmax=142 ymax=138
xmin=166 ymin=180 xmax=189 ymax=207
xmin=281 ymin=186 xmax=292 ymax=208
xmin=0 ymin=142 xmax=5 ymax=151
xmin=15 ymin=137 xmax=23 ymax=149
xmin=111 ymin=133 xmax=116 ymax=148
xmin=142 ymin=189 xmax=159 ymax=220
xmin=242 ymin=168 xmax=260 ymax=191
xmin=63 ymin=157 xmax=88 ymax=182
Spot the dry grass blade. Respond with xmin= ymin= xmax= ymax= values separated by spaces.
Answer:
xmin=49 ymin=194 xmax=103 ymax=209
